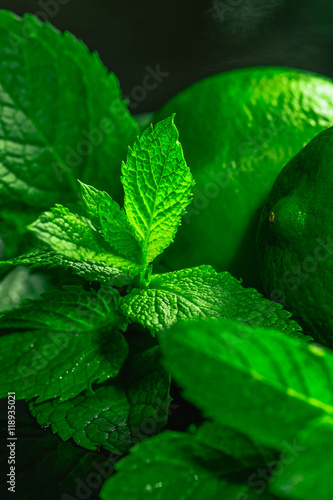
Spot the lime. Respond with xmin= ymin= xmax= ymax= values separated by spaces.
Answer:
xmin=153 ymin=67 xmax=333 ymax=288
xmin=257 ymin=127 xmax=333 ymax=345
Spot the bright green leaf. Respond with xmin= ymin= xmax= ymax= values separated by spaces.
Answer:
xmin=28 ymin=204 xmax=141 ymax=279
xmin=78 ymin=181 xmax=141 ymax=259
xmin=0 ymin=247 xmax=134 ymax=286
xmin=122 ymin=116 xmax=194 ymax=265
xmin=121 ymin=265 xmax=306 ymax=336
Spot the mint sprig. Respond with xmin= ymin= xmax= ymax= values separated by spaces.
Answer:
xmin=0 ymin=9 xmax=324 ymax=499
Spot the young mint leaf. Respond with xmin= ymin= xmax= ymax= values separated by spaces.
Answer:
xmin=78 ymin=181 xmax=141 ymax=259
xmin=0 ymin=407 xmax=110 ymax=500
xmin=122 ymin=116 xmax=194 ymax=266
xmin=0 ymin=247 xmax=134 ymax=285
xmin=160 ymin=318 xmax=331 ymax=451
xmin=121 ymin=265 xmax=306 ymax=336
xmin=100 ymin=430 xmax=278 ymax=500
xmin=0 ymin=286 xmax=128 ymax=402
xmin=0 ymin=10 xmax=138 ymax=208
xmin=28 ymin=203 xmax=141 ymax=278
xmin=30 ymin=344 xmax=170 ymax=454
xmin=270 ymin=417 xmax=333 ymax=499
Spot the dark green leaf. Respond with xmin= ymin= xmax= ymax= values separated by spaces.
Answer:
xmin=0 ymin=404 xmax=114 ymax=500
xmin=30 ymin=343 xmax=170 ymax=453
xmin=0 ymin=286 xmax=128 ymax=402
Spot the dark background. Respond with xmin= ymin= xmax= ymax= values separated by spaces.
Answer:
xmin=2 ymin=0 xmax=333 ymax=112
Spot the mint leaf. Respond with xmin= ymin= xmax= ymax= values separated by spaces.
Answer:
xmin=100 ymin=430 xmax=277 ymax=500
xmin=0 ymin=247 xmax=134 ymax=285
xmin=160 ymin=318 xmax=330 ymax=451
xmin=0 ymin=406 xmax=110 ymax=500
xmin=0 ymin=286 xmax=128 ymax=402
xmin=79 ymin=181 xmax=141 ymax=259
xmin=121 ymin=265 xmax=305 ymax=335
xmin=0 ymin=284 xmax=127 ymax=331
xmin=122 ymin=116 xmax=194 ymax=265
xmin=0 ymin=10 xmax=138 ymax=208
xmin=30 ymin=343 xmax=170 ymax=453
xmin=28 ymin=203 xmax=141 ymax=279
xmin=270 ymin=417 xmax=333 ymax=499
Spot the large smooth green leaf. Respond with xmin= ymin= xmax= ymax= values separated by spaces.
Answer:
xmin=122 ymin=116 xmax=194 ymax=265
xmin=0 ymin=286 xmax=128 ymax=402
xmin=121 ymin=265 xmax=306 ymax=336
xmin=160 ymin=318 xmax=331 ymax=450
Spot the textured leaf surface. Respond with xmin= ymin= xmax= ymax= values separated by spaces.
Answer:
xmin=0 ymin=247 xmax=134 ymax=285
xmin=79 ymin=181 xmax=141 ymax=259
xmin=30 ymin=343 xmax=170 ymax=453
xmin=0 ymin=286 xmax=128 ymax=402
xmin=0 ymin=406 xmax=111 ymax=500
xmin=270 ymin=417 xmax=333 ymax=500
xmin=0 ymin=284 xmax=126 ymax=330
xmin=0 ymin=10 xmax=137 ymax=208
xmin=29 ymin=204 xmax=141 ymax=272
xmin=100 ymin=431 xmax=277 ymax=500
xmin=121 ymin=265 xmax=305 ymax=335
xmin=160 ymin=318 xmax=332 ymax=450
xmin=122 ymin=116 xmax=194 ymax=265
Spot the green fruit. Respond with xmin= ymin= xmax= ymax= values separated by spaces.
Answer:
xmin=257 ymin=127 xmax=333 ymax=345
xmin=153 ymin=67 xmax=333 ymax=288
